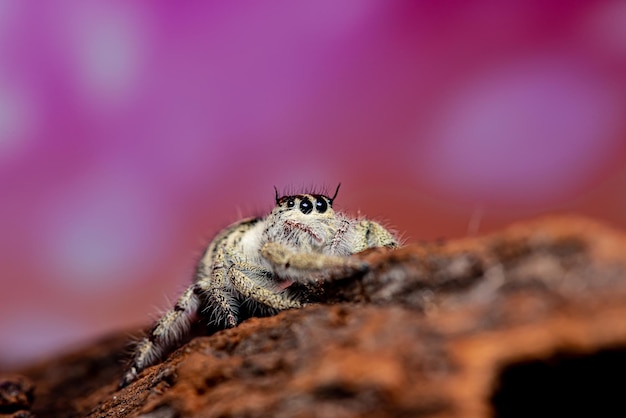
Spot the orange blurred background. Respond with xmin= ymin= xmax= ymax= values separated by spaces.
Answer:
xmin=1 ymin=1 xmax=626 ymax=367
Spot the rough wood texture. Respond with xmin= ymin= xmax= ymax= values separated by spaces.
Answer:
xmin=5 ymin=215 xmax=626 ymax=417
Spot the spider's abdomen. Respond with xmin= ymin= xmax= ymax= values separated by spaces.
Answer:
xmin=195 ymin=217 xmax=263 ymax=282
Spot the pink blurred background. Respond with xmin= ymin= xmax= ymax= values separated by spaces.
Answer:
xmin=1 ymin=1 xmax=626 ymax=368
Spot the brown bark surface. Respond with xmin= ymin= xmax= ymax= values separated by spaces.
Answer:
xmin=4 ymin=216 xmax=626 ymax=417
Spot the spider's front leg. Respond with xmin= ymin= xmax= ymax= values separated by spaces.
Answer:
xmin=225 ymin=254 xmax=303 ymax=311
xmin=261 ymin=242 xmax=369 ymax=283
xmin=357 ymin=220 xmax=399 ymax=249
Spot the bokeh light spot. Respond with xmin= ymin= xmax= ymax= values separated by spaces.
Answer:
xmin=417 ymin=58 xmax=622 ymax=205
xmin=584 ymin=0 xmax=626 ymax=58
xmin=39 ymin=164 xmax=175 ymax=292
xmin=0 ymin=82 xmax=36 ymax=159
xmin=66 ymin=3 xmax=151 ymax=106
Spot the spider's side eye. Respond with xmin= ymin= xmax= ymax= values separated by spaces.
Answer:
xmin=287 ymin=198 xmax=295 ymax=208
xmin=299 ymin=197 xmax=313 ymax=214
xmin=316 ymin=198 xmax=328 ymax=213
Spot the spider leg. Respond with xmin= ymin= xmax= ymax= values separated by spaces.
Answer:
xmin=119 ymin=284 xmax=201 ymax=388
xmin=194 ymin=245 xmax=246 ymax=329
xmin=358 ymin=220 xmax=399 ymax=248
xmin=261 ymin=242 xmax=369 ymax=282
xmin=194 ymin=273 xmax=240 ymax=329
xmin=227 ymin=261 xmax=302 ymax=310
xmin=186 ymin=217 xmax=262 ymax=332
xmin=120 ymin=245 xmax=246 ymax=388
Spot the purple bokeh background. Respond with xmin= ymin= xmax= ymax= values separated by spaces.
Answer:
xmin=1 ymin=1 xmax=626 ymax=367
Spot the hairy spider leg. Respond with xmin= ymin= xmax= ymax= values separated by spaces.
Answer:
xmin=119 ymin=221 xmax=256 ymax=388
xmin=260 ymin=242 xmax=369 ymax=282
xmin=359 ymin=220 xmax=398 ymax=248
xmin=119 ymin=285 xmax=201 ymax=388
xmin=227 ymin=260 xmax=302 ymax=310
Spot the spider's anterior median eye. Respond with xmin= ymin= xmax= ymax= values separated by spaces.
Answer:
xmin=316 ymin=198 xmax=328 ymax=213
xmin=299 ymin=197 xmax=313 ymax=214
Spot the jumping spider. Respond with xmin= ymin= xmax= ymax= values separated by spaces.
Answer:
xmin=120 ymin=185 xmax=398 ymax=387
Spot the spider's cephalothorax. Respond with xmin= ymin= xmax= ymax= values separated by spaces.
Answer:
xmin=120 ymin=185 xmax=398 ymax=388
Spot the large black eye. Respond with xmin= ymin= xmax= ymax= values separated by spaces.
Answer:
xmin=286 ymin=198 xmax=295 ymax=208
xmin=299 ymin=197 xmax=313 ymax=214
xmin=316 ymin=198 xmax=328 ymax=213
